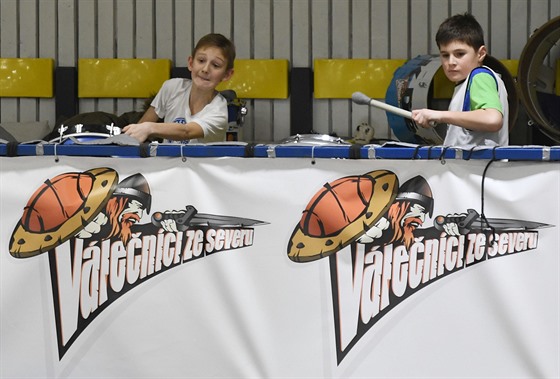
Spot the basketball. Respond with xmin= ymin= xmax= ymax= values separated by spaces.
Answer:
xmin=22 ymin=172 xmax=95 ymax=233
xmin=301 ymin=176 xmax=373 ymax=237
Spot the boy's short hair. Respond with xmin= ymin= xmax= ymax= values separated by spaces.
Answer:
xmin=436 ymin=13 xmax=485 ymax=50
xmin=193 ymin=33 xmax=236 ymax=70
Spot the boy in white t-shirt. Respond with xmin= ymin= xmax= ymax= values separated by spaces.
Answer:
xmin=412 ymin=13 xmax=508 ymax=147
xmin=123 ymin=33 xmax=235 ymax=143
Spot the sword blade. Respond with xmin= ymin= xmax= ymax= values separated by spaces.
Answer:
xmin=470 ymin=218 xmax=552 ymax=231
xmin=189 ymin=213 xmax=268 ymax=227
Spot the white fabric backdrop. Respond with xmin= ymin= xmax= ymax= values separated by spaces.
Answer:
xmin=1 ymin=156 xmax=558 ymax=378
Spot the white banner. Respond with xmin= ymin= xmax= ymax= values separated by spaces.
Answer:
xmin=1 ymin=156 xmax=559 ymax=378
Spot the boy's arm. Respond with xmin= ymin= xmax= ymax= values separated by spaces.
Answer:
xmin=123 ymin=106 xmax=205 ymax=142
xmin=146 ymin=121 xmax=204 ymax=141
xmin=413 ymin=108 xmax=503 ymax=132
xmin=412 ymin=73 xmax=504 ymax=132
xmin=137 ymin=106 xmax=160 ymax=123
xmin=123 ymin=121 xmax=204 ymax=143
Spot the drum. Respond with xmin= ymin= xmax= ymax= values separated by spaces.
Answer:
xmin=385 ymin=55 xmax=445 ymax=144
xmin=221 ymin=90 xmax=248 ymax=141
xmin=278 ymin=134 xmax=351 ymax=146
xmin=518 ymin=16 xmax=560 ymax=143
xmin=385 ymin=54 xmax=518 ymax=145
xmin=49 ymin=123 xmax=121 ymax=144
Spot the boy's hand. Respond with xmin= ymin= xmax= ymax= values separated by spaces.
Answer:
xmin=412 ymin=109 xmax=440 ymax=128
xmin=123 ymin=122 xmax=153 ymax=143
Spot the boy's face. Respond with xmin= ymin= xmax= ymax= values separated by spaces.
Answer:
xmin=439 ymin=41 xmax=486 ymax=83
xmin=188 ymin=46 xmax=233 ymax=91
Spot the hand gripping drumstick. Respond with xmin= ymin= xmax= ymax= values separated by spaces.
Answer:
xmin=352 ymin=91 xmax=437 ymax=127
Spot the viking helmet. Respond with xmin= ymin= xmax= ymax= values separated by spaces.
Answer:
xmin=112 ymin=173 xmax=152 ymax=213
xmin=394 ymin=176 xmax=434 ymax=216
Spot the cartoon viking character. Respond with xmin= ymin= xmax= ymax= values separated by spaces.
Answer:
xmin=287 ymin=171 xmax=552 ymax=264
xmin=358 ymin=175 xmax=433 ymax=248
xmin=76 ymin=173 xmax=151 ymax=244
xmin=10 ymin=168 xmax=266 ymax=260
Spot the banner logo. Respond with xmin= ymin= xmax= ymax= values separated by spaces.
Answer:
xmin=287 ymin=170 xmax=552 ymax=364
xmin=9 ymin=167 xmax=267 ymax=359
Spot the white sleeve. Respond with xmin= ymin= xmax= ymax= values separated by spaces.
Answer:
xmin=151 ymin=80 xmax=170 ymax=119
xmin=192 ymin=94 xmax=229 ymax=142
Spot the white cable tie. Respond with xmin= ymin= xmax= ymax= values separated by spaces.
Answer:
xmin=150 ymin=143 xmax=158 ymax=157
xmin=311 ymin=146 xmax=316 ymax=165
xmin=455 ymin=148 xmax=462 ymax=160
xmin=266 ymin=145 xmax=276 ymax=158
xmin=35 ymin=142 xmax=45 ymax=156
xmin=53 ymin=143 xmax=59 ymax=162
xmin=542 ymin=146 xmax=550 ymax=161
xmin=180 ymin=144 xmax=186 ymax=162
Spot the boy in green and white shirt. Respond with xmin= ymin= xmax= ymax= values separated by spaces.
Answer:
xmin=412 ymin=13 xmax=508 ymax=147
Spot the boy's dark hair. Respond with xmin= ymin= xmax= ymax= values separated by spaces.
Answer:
xmin=436 ymin=13 xmax=485 ymax=50
xmin=193 ymin=33 xmax=236 ymax=70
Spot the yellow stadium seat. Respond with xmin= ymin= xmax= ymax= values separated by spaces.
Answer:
xmin=313 ymin=59 xmax=406 ymax=99
xmin=78 ymin=59 xmax=171 ymax=98
xmin=217 ymin=59 xmax=289 ymax=99
xmin=0 ymin=58 xmax=54 ymax=97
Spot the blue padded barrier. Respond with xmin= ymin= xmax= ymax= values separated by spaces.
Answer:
xmin=1 ymin=143 xmax=559 ymax=161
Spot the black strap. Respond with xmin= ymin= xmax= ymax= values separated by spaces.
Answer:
xmin=439 ymin=146 xmax=449 ymax=164
xmin=464 ymin=146 xmax=477 ymax=160
xmin=244 ymin=143 xmax=256 ymax=157
xmin=491 ymin=145 xmax=498 ymax=160
xmin=412 ymin=145 xmax=423 ymax=159
xmin=7 ymin=141 xmax=19 ymax=157
xmin=349 ymin=144 xmax=362 ymax=159
xmin=139 ymin=143 xmax=151 ymax=157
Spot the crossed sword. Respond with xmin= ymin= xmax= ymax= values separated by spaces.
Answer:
xmin=151 ymin=205 xmax=267 ymax=231
xmin=433 ymin=208 xmax=552 ymax=234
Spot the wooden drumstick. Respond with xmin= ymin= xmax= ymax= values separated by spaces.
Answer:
xmin=352 ymin=91 xmax=437 ymax=127
xmin=352 ymin=92 xmax=412 ymax=119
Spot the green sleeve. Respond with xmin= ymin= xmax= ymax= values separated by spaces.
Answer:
xmin=469 ymin=73 xmax=503 ymax=114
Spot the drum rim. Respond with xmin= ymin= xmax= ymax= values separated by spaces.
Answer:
xmin=49 ymin=132 xmax=111 ymax=144
xmin=517 ymin=16 xmax=560 ymax=142
xmin=279 ymin=134 xmax=351 ymax=145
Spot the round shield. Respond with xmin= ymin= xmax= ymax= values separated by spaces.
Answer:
xmin=287 ymin=170 xmax=398 ymax=262
xmin=9 ymin=167 xmax=119 ymax=258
